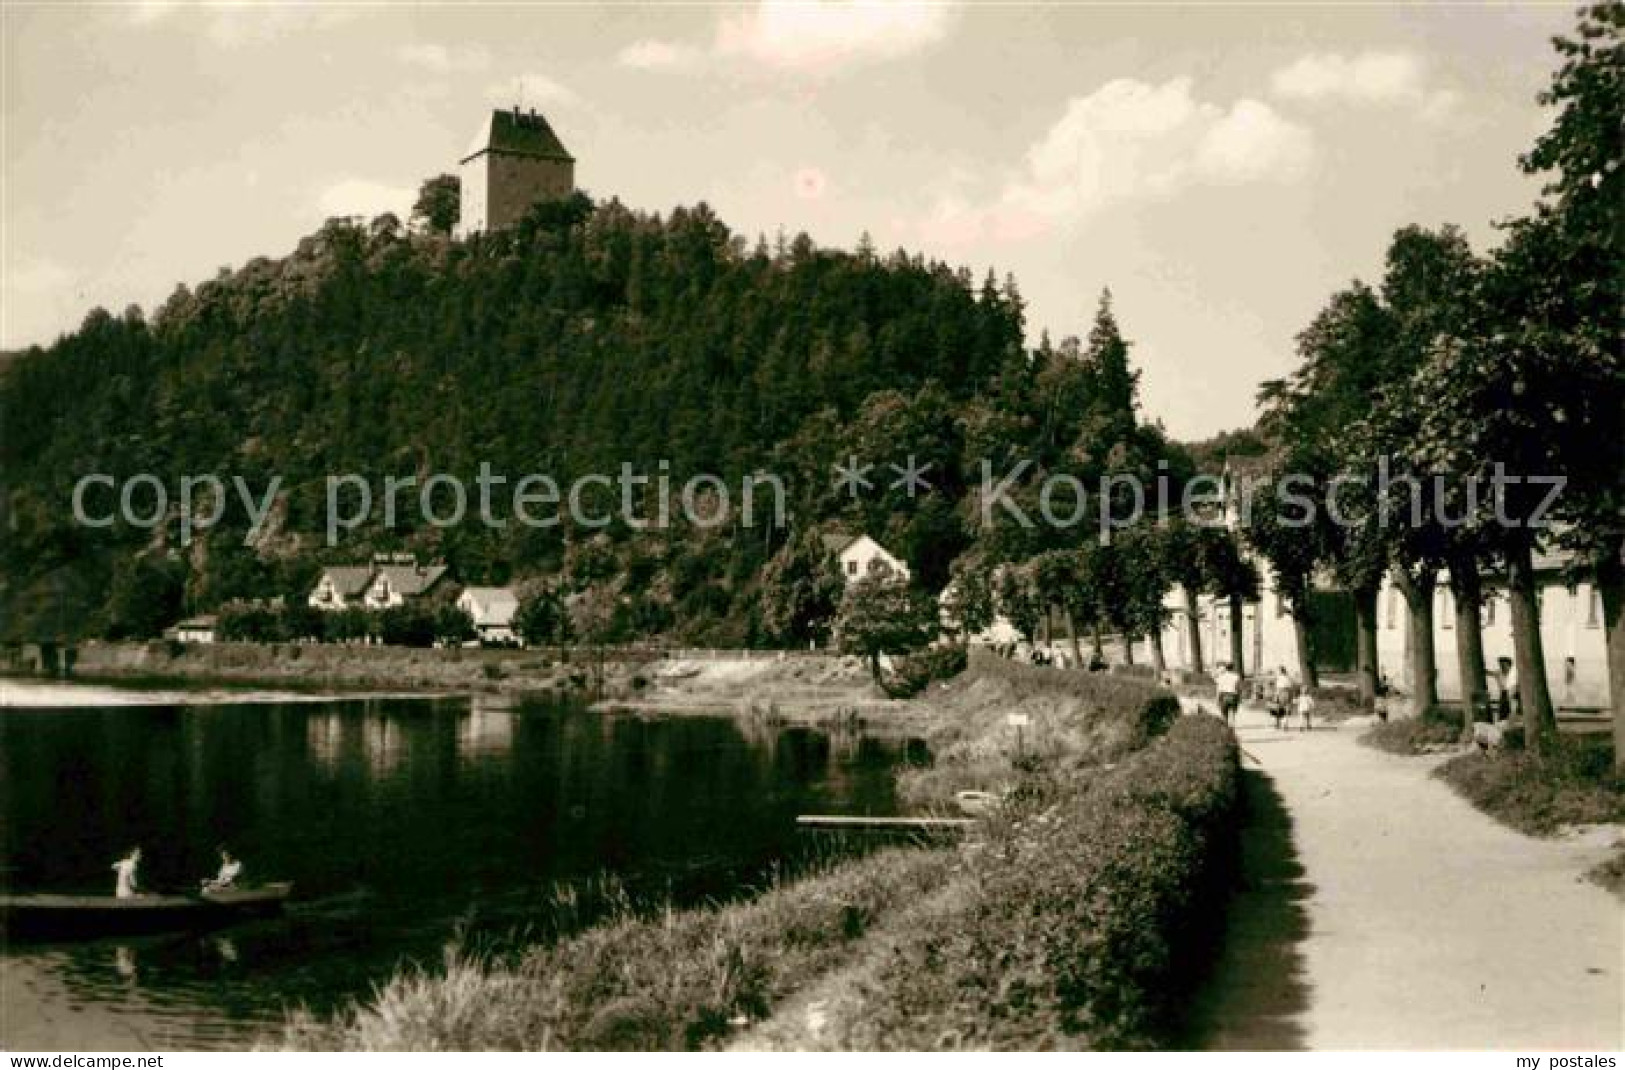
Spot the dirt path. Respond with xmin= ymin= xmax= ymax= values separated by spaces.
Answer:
xmin=1188 ymin=702 xmax=1622 ymax=1051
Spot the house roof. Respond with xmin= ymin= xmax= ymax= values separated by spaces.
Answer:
xmin=177 ymin=615 xmax=218 ymax=629
xmin=460 ymin=586 xmax=520 ymax=627
xmin=373 ymin=564 xmax=448 ymax=598
xmin=462 ymin=108 xmax=574 ymax=165
xmin=820 ymin=533 xmax=859 ymax=556
xmin=318 ymin=566 xmax=376 ymax=598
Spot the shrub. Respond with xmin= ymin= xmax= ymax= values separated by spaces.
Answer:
xmin=804 ymin=716 xmax=1240 ymax=1050
xmin=1361 ymin=707 xmax=1462 ymax=755
xmin=881 ymin=643 xmax=968 ymax=698
xmin=1434 ymin=735 xmax=1624 ymax=835
xmin=278 ymin=847 xmax=959 ymax=1051
xmin=379 ymin=604 xmax=437 ymax=647
xmin=217 ymin=602 xmax=284 ymax=643
xmin=1305 ymin=687 xmax=1365 ymax=722
xmin=896 ymin=652 xmax=1177 ymax=809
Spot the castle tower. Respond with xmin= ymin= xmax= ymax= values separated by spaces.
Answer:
xmin=456 ymin=107 xmax=574 ymax=237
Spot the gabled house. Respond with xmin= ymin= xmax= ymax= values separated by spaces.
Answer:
xmin=822 ymin=534 xmax=911 ymax=586
xmin=458 ymin=586 xmax=521 ymax=646
xmin=308 ymin=566 xmax=377 ymax=612
xmin=363 ymin=562 xmax=450 ymax=610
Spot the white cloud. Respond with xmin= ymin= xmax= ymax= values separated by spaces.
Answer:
xmin=126 ymin=2 xmax=362 ymax=47
xmin=1195 ymin=99 xmax=1315 ymax=183
xmin=484 ymin=73 xmax=579 ymax=109
xmin=919 ymin=78 xmax=1313 ymax=248
xmin=1271 ymin=51 xmax=1458 ymax=119
xmin=315 ymin=178 xmax=415 ymax=221
xmin=618 ymin=0 xmax=952 ymax=76
xmin=617 ymin=39 xmax=703 ymax=72
xmin=398 ymin=44 xmax=492 ymax=73
xmin=717 ymin=0 xmax=951 ymax=72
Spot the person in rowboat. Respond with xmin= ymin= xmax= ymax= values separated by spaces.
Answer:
xmin=201 ymin=846 xmax=243 ymax=892
xmin=112 ymin=847 xmax=141 ymax=898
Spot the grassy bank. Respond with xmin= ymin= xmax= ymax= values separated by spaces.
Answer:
xmin=275 ymin=655 xmax=1238 ymax=1050
xmin=1361 ymin=708 xmax=1623 ymax=836
xmin=9 ymin=640 xmax=886 ymax=711
xmin=741 ymin=716 xmax=1239 ymax=1050
xmin=280 ymin=846 xmax=961 ymax=1051
xmin=1434 ymin=735 xmax=1624 ymax=835
xmin=1361 ymin=707 xmax=1464 ymax=755
xmin=1364 ymin=716 xmax=1624 ymax=893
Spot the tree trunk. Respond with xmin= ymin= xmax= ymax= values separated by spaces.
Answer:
xmin=1448 ymin=555 xmax=1488 ymax=738
xmin=1393 ymin=565 xmax=1439 ymax=717
xmin=1506 ymin=540 xmax=1557 ymax=755
xmin=868 ymin=651 xmax=882 ymax=685
xmin=1064 ymin=608 xmax=1082 ymax=666
xmin=1090 ymin=619 xmax=1104 ymax=659
xmin=1149 ymin=628 xmax=1167 ymax=674
xmin=1352 ymin=583 xmax=1378 ymax=708
xmin=1290 ymin=605 xmax=1318 ymax=690
xmin=1228 ymin=593 xmax=1245 ymax=675
xmin=1122 ymin=632 xmax=1135 ymax=666
xmin=1591 ymin=538 xmax=1623 ymax=771
xmin=1182 ymin=586 xmax=1204 ymax=675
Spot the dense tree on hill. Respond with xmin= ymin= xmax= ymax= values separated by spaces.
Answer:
xmin=759 ymin=530 xmax=844 ymax=647
xmin=835 ymin=578 xmax=937 ymax=683
xmin=0 ymin=195 xmax=1032 ymax=642
xmin=412 ymin=175 xmax=461 ymax=237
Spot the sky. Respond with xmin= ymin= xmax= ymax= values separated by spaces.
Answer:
xmin=0 ymin=1 xmax=1577 ymax=439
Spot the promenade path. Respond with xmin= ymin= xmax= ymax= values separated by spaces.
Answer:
xmin=1184 ymin=701 xmax=1623 ymax=1050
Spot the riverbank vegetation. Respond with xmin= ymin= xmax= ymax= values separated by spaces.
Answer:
xmin=274 ymin=657 xmax=1239 ymax=1050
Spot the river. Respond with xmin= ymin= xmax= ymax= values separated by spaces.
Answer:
xmin=0 ymin=681 xmax=924 ymax=1049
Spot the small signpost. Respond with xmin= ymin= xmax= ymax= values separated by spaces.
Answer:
xmin=1006 ymin=712 xmax=1030 ymax=758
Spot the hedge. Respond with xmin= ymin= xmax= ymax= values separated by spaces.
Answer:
xmin=799 ymin=715 xmax=1240 ymax=1049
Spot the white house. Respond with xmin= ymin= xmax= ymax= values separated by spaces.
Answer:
xmin=362 ymin=562 xmax=450 ymax=609
xmin=308 ymin=566 xmax=376 ymax=611
xmin=1373 ymin=553 xmax=1609 ymax=711
xmin=458 ymin=586 xmax=521 ymax=646
xmin=822 ymin=534 xmax=910 ymax=586
xmin=171 ymin=615 xmax=218 ymax=644
xmin=1154 ymin=529 xmax=1609 ymax=713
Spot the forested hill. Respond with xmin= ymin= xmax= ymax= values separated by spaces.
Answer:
xmin=0 ymin=193 xmax=1167 ymax=643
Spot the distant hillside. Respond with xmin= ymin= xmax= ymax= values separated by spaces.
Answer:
xmin=4 ymin=194 xmax=1106 ymax=642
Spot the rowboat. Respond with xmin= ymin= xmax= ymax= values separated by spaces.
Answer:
xmin=0 ymin=882 xmax=293 ymax=940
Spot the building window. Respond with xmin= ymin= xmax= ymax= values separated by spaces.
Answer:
xmin=1439 ymin=588 xmax=1453 ymax=629
xmin=845 ymin=560 xmax=857 ymax=576
xmin=1589 ymin=588 xmax=1603 ymax=628
xmin=1482 ymin=597 xmax=1495 ymax=627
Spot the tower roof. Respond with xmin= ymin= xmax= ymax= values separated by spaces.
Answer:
xmin=461 ymin=107 xmax=574 ymax=165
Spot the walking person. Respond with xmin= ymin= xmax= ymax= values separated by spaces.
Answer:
xmin=1215 ymin=662 xmax=1242 ymax=726
xmin=1495 ymin=657 xmax=1519 ymax=723
xmin=1270 ymin=666 xmax=1294 ymax=731
xmin=1296 ymin=687 xmax=1316 ymax=731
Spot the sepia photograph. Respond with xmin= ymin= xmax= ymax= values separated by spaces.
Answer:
xmin=0 ymin=0 xmax=1620 ymax=1058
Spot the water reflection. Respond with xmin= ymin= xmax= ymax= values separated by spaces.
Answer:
xmin=1 ymin=687 xmax=923 ymax=1050
xmin=457 ymin=699 xmax=515 ymax=761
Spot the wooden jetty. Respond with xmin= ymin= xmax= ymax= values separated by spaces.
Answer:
xmin=795 ymin=814 xmax=977 ymax=832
